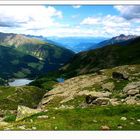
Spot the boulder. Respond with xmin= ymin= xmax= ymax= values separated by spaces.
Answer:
xmin=110 ymin=98 xmax=120 ymax=106
xmin=101 ymin=125 xmax=110 ymax=130
xmin=127 ymin=89 xmax=139 ymax=96
xmin=85 ymin=95 xmax=97 ymax=104
xmin=123 ymin=81 xmax=140 ymax=94
xmin=112 ymin=72 xmax=128 ymax=80
xmin=102 ymin=82 xmax=115 ymax=92
xmin=94 ymin=97 xmax=110 ymax=105
xmin=16 ymin=105 xmax=41 ymax=121
xmin=125 ymin=97 xmax=138 ymax=105
xmin=85 ymin=91 xmax=111 ymax=105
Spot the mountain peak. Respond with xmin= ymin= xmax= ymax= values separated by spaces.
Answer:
xmin=112 ymin=34 xmax=138 ymax=41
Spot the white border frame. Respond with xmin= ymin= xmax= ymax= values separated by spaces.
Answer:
xmin=0 ymin=1 xmax=139 ymax=4
xmin=0 ymin=1 xmax=139 ymax=140
xmin=0 ymin=131 xmax=140 ymax=139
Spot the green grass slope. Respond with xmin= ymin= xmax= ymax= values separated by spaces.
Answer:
xmin=61 ymin=37 xmax=140 ymax=77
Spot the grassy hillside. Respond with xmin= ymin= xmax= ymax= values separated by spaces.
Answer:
xmin=0 ymin=32 xmax=74 ymax=79
xmin=0 ymin=86 xmax=45 ymax=110
xmin=0 ymin=45 xmax=44 ymax=79
xmin=61 ymin=37 xmax=140 ymax=78
xmin=0 ymin=64 xmax=139 ymax=130
xmin=0 ymin=32 xmax=74 ymax=62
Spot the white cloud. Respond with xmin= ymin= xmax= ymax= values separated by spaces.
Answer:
xmin=0 ymin=6 xmax=63 ymax=30
xmin=81 ymin=17 xmax=100 ymax=25
xmin=0 ymin=5 xmax=139 ymax=37
xmin=80 ymin=14 xmax=139 ymax=37
xmin=81 ymin=15 xmax=130 ymax=27
xmin=114 ymin=6 xmax=140 ymax=20
xmin=72 ymin=5 xmax=81 ymax=9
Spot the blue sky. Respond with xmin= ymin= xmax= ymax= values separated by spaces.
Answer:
xmin=0 ymin=5 xmax=139 ymax=37
xmin=52 ymin=6 xmax=119 ymax=26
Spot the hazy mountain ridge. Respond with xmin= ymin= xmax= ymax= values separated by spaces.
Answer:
xmin=25 ymin=35 xmax=106 ymax=53
xmin=89 ymin=34 xmax=138 ymax=50
xmin=61 ymin=36 xmax=140 ymax=77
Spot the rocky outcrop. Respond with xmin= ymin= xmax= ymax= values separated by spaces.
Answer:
xmin=112 ymin=72 xmax=128 ymax=80
xmin=122 ymin=82 xmax=140 ymax=105
xmin=38 ymin=74 xmax=108 ymax=109
xmin=85 ymin=91 xmax=111 ymax=105
xmin=123 ymin=81 xmax=140 ymax=94
xmin=38 ymin=65 xmax=140 ymax=109
xmin=16 ymin=105 xmax=41 ymax=121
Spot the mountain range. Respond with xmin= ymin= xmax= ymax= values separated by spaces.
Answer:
xmin=0 ymin=32 xmax=74 ymax=79
xmin=61 ymin=36 xmax=140 ymax=77
xmin=89 ymin=34 xmax=138 ymax=50
xmin=26 ymin=35 xmax=107 ymax=53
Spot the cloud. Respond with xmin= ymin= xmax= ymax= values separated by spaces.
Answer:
xmin=81 ymin=17 xmax=100 ymax=25
xmin=72 ymin=5 xmax=81 ymax=9
xmin=0 ymin=5 xmax=139 ymax=38
xmin=114 ymin=6 xmax=140 ymax=20
xmin=80 ymin=14 xmax=139 ymax=37
xmin=81 ymin=15 xmax=130 ymax=27
xmin=0 ymin=6 xmax=63 ymax=29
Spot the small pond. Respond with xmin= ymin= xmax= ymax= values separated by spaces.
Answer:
xmin=56 ymin=78 xmax=65 ymax=83
xmin=8 ymin=79 xmax=33 ymax=86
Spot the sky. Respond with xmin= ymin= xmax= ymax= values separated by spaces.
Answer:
xmin=0 ymin=5 xmax=140 ymax=37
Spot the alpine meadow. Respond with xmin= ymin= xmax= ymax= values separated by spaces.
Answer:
xmin=0 ymin=5 xmax=139 ymax=130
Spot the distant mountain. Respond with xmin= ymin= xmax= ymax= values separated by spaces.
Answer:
xmin=26 ymin=35 xmax=106 ymax=53
xmin=61 ymin=36 xmax=140 ymax=77
xmin=0 ymin=32 xmax=74 ymax=79
xmin=47 ymin=37 xmax=106 ymax=53
xmin=89 ymin=34 xmax=138 ymax=50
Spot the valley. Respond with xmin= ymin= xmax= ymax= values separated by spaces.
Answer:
xmin=0 ymin=32 xmax=139 ymax=130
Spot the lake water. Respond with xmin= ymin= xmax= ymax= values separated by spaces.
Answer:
xmin=8 ymin=79 xmax=33 ymax=86
xmin=56 ymin=78 xmax=65 ymax=83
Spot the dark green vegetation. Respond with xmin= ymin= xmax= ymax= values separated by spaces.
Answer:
xmin=0 ymin=45 xmax=43 ymax=79
xmin=0 ymin=32 xmax=74 ymax=79
xmin=4 ymin=105 xmax=140 ymax=130
xmin=61 ymin=37 xmax=140 ymax=78
xmin=29 ymin=71 xmax=61 ymax=90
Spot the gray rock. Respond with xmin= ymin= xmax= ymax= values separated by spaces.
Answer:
xmin=18 ymin=125 xmax=26 ymax=130
xmin=123 ymin=81 xmax=140 ymax=94
xmin=94 ymin=98 xmax=110 ymax=105
xmin=102 ymin=82 xmax=115 ymax=92
xmin=101 ymin=125 xmax=110 ymax=130
xmin=16 ymin=105 xmax=41 ymax=121
xmin=112 ymin=72 xmax=128 ymax=80
xmin=125 ymin=98 xmax=137 ymax=105
xmin=85 ymin=92 xmax=111 ymax=104
xmin=32 ymin=126 xmax=37 ymax=130
xmin=118 ymin=125 xmax=123 ymax=129
xmin=127 ymin=89 xmax=139 ymax=96
xmin=110 ymin=98 xmax=120 ymax=106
